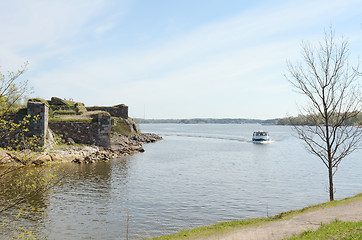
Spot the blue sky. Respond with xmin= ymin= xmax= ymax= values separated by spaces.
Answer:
xmin=1 ymin=0 xmax=361 ymax=119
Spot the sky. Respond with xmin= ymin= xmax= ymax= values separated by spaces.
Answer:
xmin=0 ymin=0 xmax=361 ymax=119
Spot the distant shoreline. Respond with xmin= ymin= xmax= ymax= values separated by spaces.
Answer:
xmin=136 ymin=115 xmax=362 ymax=126
xmin=136 ymin=118 xmax=279 ymax=125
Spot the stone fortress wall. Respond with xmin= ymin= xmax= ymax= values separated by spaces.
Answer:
xmin=0 ymin=102 xmax=49 ymax=149
xmin=86 ymin=104 xmax=128 ymax=119
xmin=27 ymin=101 xmax=49 ymax=147
xmin=20 ymin=97 xmax=129 ymax=148
xmin=48 ymin=118 xmax=111 ymax=148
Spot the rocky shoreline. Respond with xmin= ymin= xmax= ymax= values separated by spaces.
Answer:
xmin=0 ymin=133 xmax=162 ymax=165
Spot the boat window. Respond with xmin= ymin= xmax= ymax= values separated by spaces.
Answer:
xmin=254 ymin=132 xmax=269 ymax=136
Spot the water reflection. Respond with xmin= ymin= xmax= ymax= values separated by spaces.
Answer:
xmin=0 ymin=158 xmax=132 ymax=239
xmin=45 ymin=158 xmax=131 ymax=239
xmin=0 ymin=165 xmax=57 ymax=238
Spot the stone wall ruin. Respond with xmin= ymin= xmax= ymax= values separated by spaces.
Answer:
xmin=48 ymin=114 xmax=111 ymax=147
xmin=86 ymin=104 xmax=128 ymax=119
xmin=27 ymin=101 xmax=49 ymax=147
xmin=4 ymin=97 xmax=129 ymax=149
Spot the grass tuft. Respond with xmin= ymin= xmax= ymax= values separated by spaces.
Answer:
xmin=286 ymin=219 xmax=362 ymax=239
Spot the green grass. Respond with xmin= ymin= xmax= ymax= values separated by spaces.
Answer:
xmin=53 ymin=110 xmax=76 ymax=115
xmin=49 ymin=110 xmax=110 ymax=123
xmin=148 ymin=193 xmax=362 ymax=240
xmin=286 ymin=219 xmax=362 ymax=239
xmin=49 ymin=105 xmax=74 ymax=109
xmin=62 ymin=99 xmax=76 ymax=107
xmin=49 ymin=116 xmax=93 ymax=123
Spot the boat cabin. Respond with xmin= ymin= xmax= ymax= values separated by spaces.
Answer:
xmin=252 ymin=131 xmax=270 ymax=143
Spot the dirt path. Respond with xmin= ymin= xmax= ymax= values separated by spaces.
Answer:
xmin=199 ymin=198 xmax=362 ymax=240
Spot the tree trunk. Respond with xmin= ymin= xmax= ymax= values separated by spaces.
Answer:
xmin=328 ymin=164 xmax=334 ymax=201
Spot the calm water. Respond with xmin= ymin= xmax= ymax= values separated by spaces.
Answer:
xmin=1 ymin=124 xmax=361 ymax=239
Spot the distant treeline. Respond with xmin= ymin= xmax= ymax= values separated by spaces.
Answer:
xmin=135 ymin=118 xmax=278 ymax=125
xmin=136 ymin=112 xmax=361 ymax=126
xmin=275 ymin=112 xmax=362 ymax=126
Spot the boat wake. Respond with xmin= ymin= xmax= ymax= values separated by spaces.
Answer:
xmin=251 ymin=140 xmax=275 ymax=144
xmin=159 ymin=133 xmax=275 ymax=143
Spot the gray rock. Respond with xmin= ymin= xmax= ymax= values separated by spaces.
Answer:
xmin=66 ymin=138 xmax=75 ymax=145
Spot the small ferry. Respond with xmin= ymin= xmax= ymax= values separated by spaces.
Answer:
xmin=252 ymin=131 xmax=270 ymax=143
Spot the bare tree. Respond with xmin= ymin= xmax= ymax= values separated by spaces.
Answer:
xmin=285 ymin=29 xmax=362 ymax=201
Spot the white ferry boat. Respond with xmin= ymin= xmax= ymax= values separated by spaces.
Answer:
xmin=252 ymin=131 xmax=270 ymax=143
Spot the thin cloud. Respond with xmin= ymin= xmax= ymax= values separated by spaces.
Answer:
xmin=0 ymin=0 xmax=129 ymax=69
xmin=1 ymin=0 xmax=361 ymax=119
xmin=37 ymin=0 xmax=357 ymax=86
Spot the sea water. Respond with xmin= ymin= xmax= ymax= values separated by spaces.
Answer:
xmin=2 ymin=124 xmax=361 ymax=239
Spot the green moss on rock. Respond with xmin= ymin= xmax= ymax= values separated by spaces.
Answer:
xmin=28 ymin=98 xmax=50 ymax=107
xmin=75 ymin=102 xmax=87 ymax=115
xmin=49 ymin=116 xmax=93 ymax=123
xmin=83 ymin=111 xmax=110 ymax=118
xmin=111 ymin=117 xmax=138 ymax=136
xmin=53 ymin=110 xmax=77 ymax=115
xmin=50 ymin=105 xmax=74 ymax=109
xmin=50 ymin=97 xmax=77 ymax=107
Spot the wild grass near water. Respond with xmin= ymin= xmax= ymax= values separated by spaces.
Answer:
xmin=149 ymin=193 xmax=362 ymax=240
xmin=287 ymin=219 xmax=362 ymax=240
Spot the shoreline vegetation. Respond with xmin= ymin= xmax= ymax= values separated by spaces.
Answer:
xmin=149 ymin=193 xmax=362 ymax=240
xmin=136 ymin=113 xmax=361 ymax=126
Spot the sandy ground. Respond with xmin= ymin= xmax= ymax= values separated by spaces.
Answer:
xmin=198 ymin=198 xmax=362 ymax=240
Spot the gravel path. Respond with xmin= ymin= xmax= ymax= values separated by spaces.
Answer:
xmin=199 ymin=198 xmax=362 ymax=240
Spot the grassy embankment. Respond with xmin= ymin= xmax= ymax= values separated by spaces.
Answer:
xmin=288 ymin=219 xmax=362 ymax=239
xmin=149 ymin=193 xmax=362 ymax=240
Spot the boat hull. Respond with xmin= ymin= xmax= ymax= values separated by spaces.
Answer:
xmin=252 ymin=131 xmax=270 ymax=144
xmin=252 ymin=138 xmax=270 ymax=144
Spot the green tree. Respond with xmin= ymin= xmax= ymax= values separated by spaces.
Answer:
xmin=0 ymin=62 xmax=31 ymax=116
xmin=0 ymin=64 xmax=61 ymax=238
xmin=0 ymin=63 xmax=41 ymax=151
xmin=285 ymin=29 xmax=362 ymax=201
